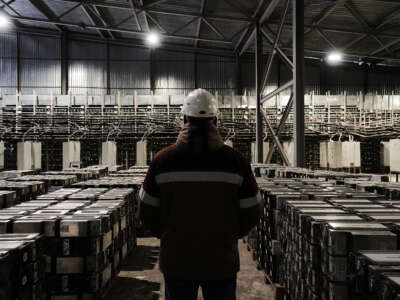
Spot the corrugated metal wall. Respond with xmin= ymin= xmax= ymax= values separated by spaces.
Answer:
xmin=0 ymin=32 xmax=400 ymax=96
xmin=110 ymin=45 xmax=151 ymax=95
xmin=154 ymin=50 xmax=195 ymax=95
xmin=68 ymin=40 xmax=107 ymax=95
xmin=368 ymin=68 xmax=400 ymax=94
xmin=0 ymin=33 xmax=17 ymax=95
xmin=20 ymin=34 xmax=61 ymax=95
xmin=326 ymin=66 xmax=365 ymax=95
xmin=197 ymin=54 xmax=236 ymax=96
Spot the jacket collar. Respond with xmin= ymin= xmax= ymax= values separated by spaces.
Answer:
xmin=176 ymin=124 xmax=225 ymax=151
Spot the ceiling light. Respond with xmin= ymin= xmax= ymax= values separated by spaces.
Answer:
xmin=146 ymin=32 xmax=160 ymax=47
xmin=0 ymin=14 xmax=9 ymax=27
xmin=326 ymin=51 xmax=343 ymax=64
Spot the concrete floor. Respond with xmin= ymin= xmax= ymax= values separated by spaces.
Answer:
xmin=105 ymin=237 xmax=275 ymax=300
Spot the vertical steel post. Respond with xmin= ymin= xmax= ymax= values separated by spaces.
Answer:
xmin=194 ymin=52 xmax=198 ymax=89
xmin=17 ymin=32 xmax=21 ymax=94
xmin=320 ymin=60 xmax=327 ymax=95
xmin=255 ymin=23 xmax=263 ymax=163
xmin=236 ymin=52 xmax=243 ymax=95
xmin=150 ymin=49 xmax=155 ymax=94
xmin=106 ymin=42 xmax=111 ymax=95
xmin=61 ymin=32 xmax=69 ymax=95
xmin=293 ymin=0 xmax=305 ymax=167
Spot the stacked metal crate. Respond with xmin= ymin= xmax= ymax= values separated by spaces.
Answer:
xmin=0 ymin=233 xmax=45 ymax=300
xmin=250 ymin=166 xmax=400 ymax=300
xmin=353 ymin=250 xmax=400 ymax=300
xmin=0 ymin=180 xmax=140 ymax=299
xmin=9 ymin=175 xmax=79 ymax=191
xmin=0 ymin=181 xmax=44 ymax=203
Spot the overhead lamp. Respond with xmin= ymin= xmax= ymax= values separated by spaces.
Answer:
xmin=326 ymin=51 xmax=343 ymax=64
xmin=146 ymin=32 xmax=160 ymax=47
xmin=0 ymin=14 xmax=9 ymax=27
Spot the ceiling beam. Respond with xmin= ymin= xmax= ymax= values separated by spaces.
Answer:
xmin=0 ymin=0 xmax=19 ymax=16
xmin=280 ymin=46 xmax=400 ymax=63
xmin=90 ymin=5 xmax=115 ymax=38
xmin=203 ymin=18 xmax=226 ymax=40
xmin=6 ymin=14 xmax=232 ymax=44
xmin=146 ymin=11 xmax=168 ymax=33
xmin=57 ymin=2 xmax=81 ymax=20
xmin=0 ymin=0 xmax=14 ymax=9
xmin=128 ymin=0 xmax=142 ymax=31
xmin=260 ymin=0 xmax=290 ymax=95
xmin=266 ymin=22 xmax=400 ymax=39
xmin=239 ymin=28 xmax=255 ymax=56
xmin=376 ymin=0 xmax=400 ymax=4
xmin=305 ymin=0 xmax=345 ymax=36
xmin=67 ymin=32 xmax=236 ymax=56
xmin=234 ymin=25 xmax=250 ymax=52
xmin=28 ymin=0 xmax=64 ymax=32
xmin=80 ymin=5 xmax=104 ymax=38
xmin=57 ymin=0 xmax=251 ymax=22
xmin=259 ymin=0 xmax=280 ymax=24
xmin=137 ymin=0 xmax=149 ymax=32
xmin=370 ymin=38 xmax=400 ymax=56
xmin=261 ymin=26 xmax=293 ymax=69
xmin=343 ymin=34 xmax=368 ymax=50
xmin=316 ymin=28 xmax=336 ymax=49
xmin=0 ymin=0 xmax=40 ymax=33
xmin=146 ymin=8 xmax=252 ymax=23
xmin=195 ymin=0 xmax=205 ymax=48
xmin=172 ymin=16 xmax=198 ymax=35
xmin=221 ymin=0 xmax=252 ymax=18
xmin=237 ymin=0 xmax=279 ymax=56
xmin=145 ymin=0 xmax=169 ymax=8
xmin=343 ymin=1 xmax=395 ymax=55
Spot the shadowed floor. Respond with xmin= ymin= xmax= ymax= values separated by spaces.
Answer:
xmin=105 ymin=238 xmax=275 ymax=300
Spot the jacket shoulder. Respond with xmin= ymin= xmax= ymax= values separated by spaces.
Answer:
xmin=150 ymin=144 xmax=179 ymax=167
xmin=221 ymin=145 xmax=248 ymax=162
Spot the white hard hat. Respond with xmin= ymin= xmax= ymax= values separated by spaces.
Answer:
xmin=182 ymin=88 xmax=218 ymax=118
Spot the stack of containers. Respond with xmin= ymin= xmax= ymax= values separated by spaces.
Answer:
xmin=0 ymin=179 xmax=140 ymax=299
xmin=0 ymin=233 xmax=45 ymax=300
xmin=249 ymin=165 xmax=400 ymax=300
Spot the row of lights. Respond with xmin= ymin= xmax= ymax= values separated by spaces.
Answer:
xmin=0 ymin=12 xmax=346 ymax=63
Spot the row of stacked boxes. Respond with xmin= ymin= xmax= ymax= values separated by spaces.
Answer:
xmin=249 ymin=165 xmax=400 ymax=300
xmin=0 ymin=175 xmax=141 ymax=300
xmin=0 ymin=233 xmax=45 ymax=300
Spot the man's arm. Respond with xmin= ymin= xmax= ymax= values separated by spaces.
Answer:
xmin=139 ymin=163 xmax=162 ymax=238
xmin=237 ymin=162 xmax=262 ymax=238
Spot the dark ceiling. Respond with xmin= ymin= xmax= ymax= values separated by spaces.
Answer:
xmin=1 ymin=0 xmax=400 ymax=64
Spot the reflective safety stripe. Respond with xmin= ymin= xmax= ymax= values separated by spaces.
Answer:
xmin=239 ymin=192 xmax=261 ymax=208
xmin=139 ymin=186 xmax=160 ymax=207
xmin=155 ymin=171 xmax=243 ymax=185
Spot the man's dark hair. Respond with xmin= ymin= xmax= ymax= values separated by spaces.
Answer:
xmin=183 ymin=115 xmax=217 ymax=127
xmin=183 ymin=116 xmax=218 ymax=152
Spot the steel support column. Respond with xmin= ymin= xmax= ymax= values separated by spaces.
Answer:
xmin=150 ymin=49 xmax=155 ymax=94
xmin=320 ymin=61 xmax=327 ymax=94
xmin=61 ymin=32 xmax=69 ymax=95
xmin=236 ymin=53 xmax=242 ymax=95
xmin=255 ymin=23 xmax=263 ymax=163
xmin=194 ymin=52 xmax=198 ymax=89
xmin=363 ymin=65 xmax=369 ymax=95
xmin=17 ymin=32 xmax=21 ymax=93
xmin=106 ymin=42 xmax=110 ymax=94
xmin=293 ymin=0 xmax=305 ymax=167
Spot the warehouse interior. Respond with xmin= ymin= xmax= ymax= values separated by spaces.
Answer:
xmin=1 ymin=0 xmax=400 ymax=299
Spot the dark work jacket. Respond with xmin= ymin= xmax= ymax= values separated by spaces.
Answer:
xmin=139 ymin=124 xmax=261 ymax=280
